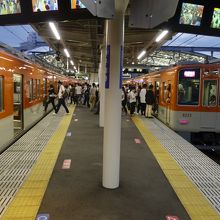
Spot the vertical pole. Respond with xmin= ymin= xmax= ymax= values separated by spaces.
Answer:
xmin=99 ymin=44 xmax=106 ymax=127
xmin=102 ymin=3 xmax=125 ymax=189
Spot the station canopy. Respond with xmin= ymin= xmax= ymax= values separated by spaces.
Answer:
xmin=137 ymin=33 xmax=220 ymax=73
xmin=1 ymin=24 xmax=220 ymax=75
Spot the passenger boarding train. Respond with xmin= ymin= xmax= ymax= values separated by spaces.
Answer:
xmin=127 ymin=64 xmax=220 ymax=147
xmin=0 ymin=49 xmax=75 ymax=151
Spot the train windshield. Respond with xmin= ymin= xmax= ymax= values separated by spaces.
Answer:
xmin=178 ymin=68 xmax=200 ymax=105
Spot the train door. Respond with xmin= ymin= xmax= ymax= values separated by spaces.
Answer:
xmin=200 ymin=79 xmax=218 ymax=128
xmin=165 ymin=82 xmax=171 ymax=124
xmin=13 ymin=74 xmax=23 ymax=134
xmin=154 ymin=81 xmax=160 ymax=115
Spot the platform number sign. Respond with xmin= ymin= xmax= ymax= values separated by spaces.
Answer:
xmin=119 ymin=46 xmax=123 ymax=89
xmin=105 ymin=45 xmax=110 ymax=89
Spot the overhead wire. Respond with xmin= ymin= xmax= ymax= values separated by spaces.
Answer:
xmin=166 ymin=33 xmax=184 ymax=46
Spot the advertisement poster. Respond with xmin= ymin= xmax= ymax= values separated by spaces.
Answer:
xmin=71 ymin=0 xmax=85 ymax=9
xmin=0 ymin=0 xmax=21 ymax=15
xmin=32 ymin=0 xmax=58 ymax=12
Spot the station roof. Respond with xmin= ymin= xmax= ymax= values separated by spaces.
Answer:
xmin=1 ymin=24 xmax=220 ymax=76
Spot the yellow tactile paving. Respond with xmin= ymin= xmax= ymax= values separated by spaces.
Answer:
xmin=132 ymin=116 xmax=220 ymax=220
xmin=2 ymin=106 xmax=75 ymax=220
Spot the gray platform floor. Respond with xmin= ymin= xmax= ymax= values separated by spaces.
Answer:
xmin=38 ymin=107 xmax=190 ymax=220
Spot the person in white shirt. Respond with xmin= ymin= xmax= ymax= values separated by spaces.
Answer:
xmin=75 ymin=83 xmax=82 ymax=105
xmin=139 ymin=84 xmax=147 ymax=116
xmin=55 ymin=81 xmax=69 ymax=114
xmin=128 ymin=87 xmax=136 ymax=116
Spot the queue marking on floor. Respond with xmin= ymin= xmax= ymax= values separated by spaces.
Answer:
xmin=2 ymin=106 xmax=75 ymax=220
xmin=132 ymin=116 xmax=220 ymax=220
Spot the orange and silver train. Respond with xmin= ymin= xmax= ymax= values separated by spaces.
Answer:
xmin=127 ymin=64 xmax=220 ymax=147
xmin=0 ymin=49 xmax=76 ymax=151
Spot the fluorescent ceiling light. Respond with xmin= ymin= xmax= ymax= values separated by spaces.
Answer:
xmin=155 ymin=30 xmax=169 ymax=42
xmin=137 ymin=50 xmax=146 ymax=60
xmin=70 ymin=60 xmax=74 ymax=65
xmin=49 ymin=22 xmax=61 ymax=40
xmin=64 ymin=48 xmax=70 ymax=58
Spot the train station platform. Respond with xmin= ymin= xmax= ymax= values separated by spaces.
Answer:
xmin=0 ymin=106 xmax=220 ymax=220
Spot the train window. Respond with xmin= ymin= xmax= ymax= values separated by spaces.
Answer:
xmin=203 ymin=80 xmax=217 ymax=107
xmin=29 ymin=79 xmax=33 ymax=102
xmin=33 ymin=79 xmax=37 ymax=99
xmin=178 ymin=69 xmax=200 ymax=105
xmin=204 ymin=69 xmax=219 ymax=75
xmin=0 ymin=77 xmax=3 ymax=112
xmin=163 ymin=82 xmax=166 ymax=102
xmin=37 ymin=79 xmax=40 ymax=98
xmin=43 ymin=78 xmax=47 ymax=97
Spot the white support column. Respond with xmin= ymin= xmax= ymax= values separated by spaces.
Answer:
xmin=99 ymin=44 xmax=106 ymax=127
xmin=102 ymin=0 xmax=127 ymax=189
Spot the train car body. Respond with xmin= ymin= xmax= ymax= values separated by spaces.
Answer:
xmin=0 ymin=49 xmax=75 ymax=151
xmin=130 ymin=64 xmax=220 ymax=147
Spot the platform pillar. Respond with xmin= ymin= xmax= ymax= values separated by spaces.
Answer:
xmin=102 ymin=1 xmax=127 ymax=189
xmin=99 ymin=44 xmax=106 ymax=127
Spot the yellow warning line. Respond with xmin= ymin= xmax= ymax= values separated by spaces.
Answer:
xmin=2 ymin=106 xmax=75 ymax=220
xmin=132 ymin=116 xmax=220 ymax=220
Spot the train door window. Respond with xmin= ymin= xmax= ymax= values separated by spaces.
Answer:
xmin=29 ymin=79 xmax=33 ymax=102
xmin=37 ymin=79 xmax=40 ymax=98
xmin=163 ymin=82 xmax=166 ymax=102
xmin=203 ymin=80 xmax=217 ymax=107
xmin=178 ymin=68 xmax=200 ymax=105
xmin=0 ymin=76 xmax=3 ymax=112
xmin=155 ymin=81 xmax=160 ymax=101
xmin=33 ymin=79 xmax=37 ymax=99
xmin=43 ymin=78 xmax=47 ymax=97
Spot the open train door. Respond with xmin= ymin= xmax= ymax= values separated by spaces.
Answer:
xmin=200 ymin=79 xmax=218 ymax=129
xmin=13 ymin=74 xmax=23 ymax=135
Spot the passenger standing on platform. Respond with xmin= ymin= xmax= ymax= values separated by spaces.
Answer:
xmin=55 ymin=81 xmax=69 ymax=114
xmin=121 ymin=86 xmax=128 ymax=115
xmin=44 ymin=84 xmax=56 ymax=112
xmin=136 ymin=85 xmax=141 ymax=114
xmin=145 ymin=84 xmax=155 ymax=118
xmin=140 ymin=84 xmax=147 ymax=116
xmin=89 ymin=83 xmax=97 ymax=110
xmin=84 ymin=84 xmax=90 ymax=107
xmin=128 ymin=87 xmax=136 ymax=116
xmin=70 ymin=84 xmax=75 ymax=104
xmin=75 ymin=83 xmax=82 ymax=105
